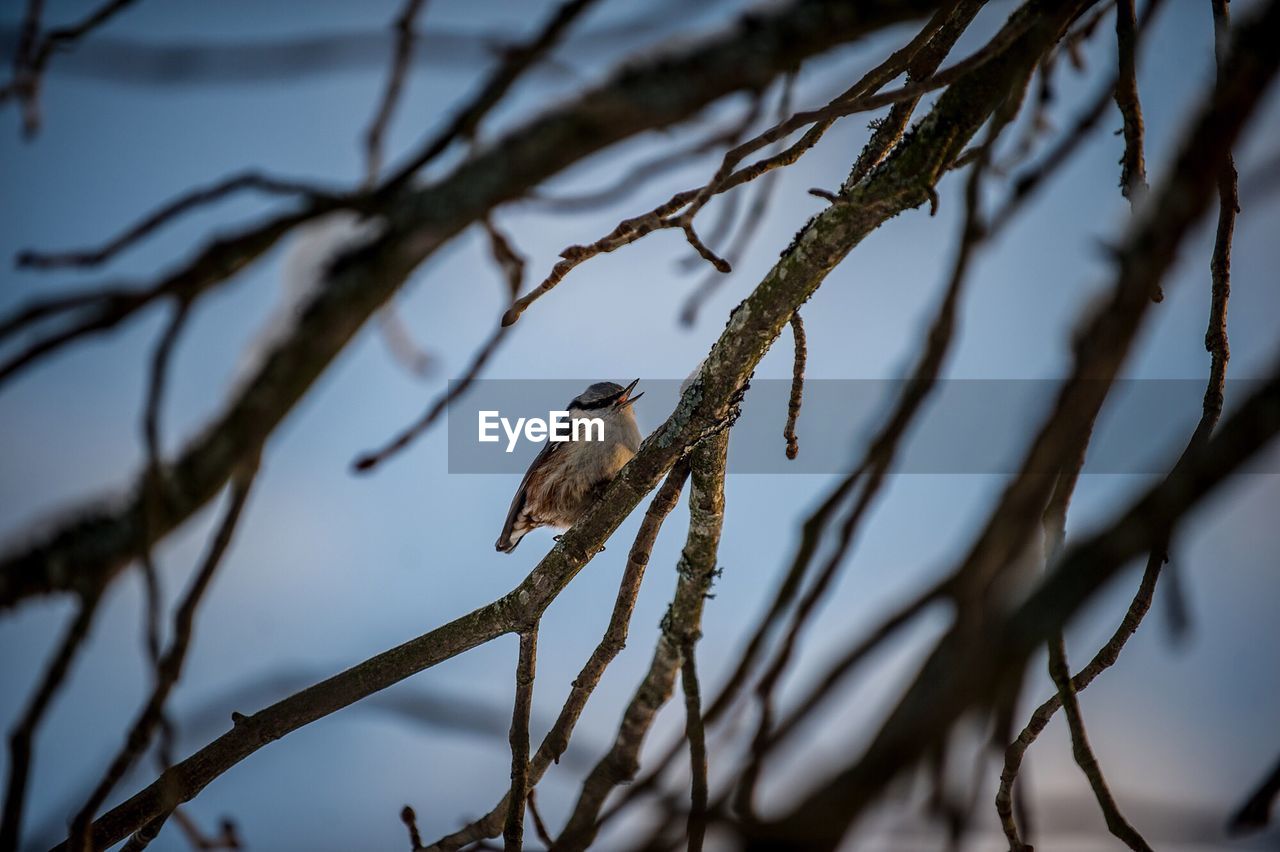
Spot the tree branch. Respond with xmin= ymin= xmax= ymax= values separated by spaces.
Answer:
xmin=1 ymin=0 xmax=941 ymax=613
xmin=554 ymin=431 xmax=730 ymax=852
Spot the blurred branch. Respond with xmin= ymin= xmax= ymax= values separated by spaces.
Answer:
xmin=1047 ymin=634 xmax=1152 ymax=851
xmin=363 ymin=0 xmax=431 ymax=186
xmin=1 ymin=0 xmax=140 ymax=136
xmin=0 ymin=205 xmax=324 ymax=388
xmin=744 ymin=5 xmax=1280 ymax=842
xmin=749 ymin=345 xmax=1280 ymax=849
xmin=383 ymin=0 xmax=601 ymax=187
xmin=67 ymin=461 xmax=259 ymax=851
xmin=15 ymin=172 xmax=343 ymax=271
xmin=0 ymin=0 xmax=736 ymax=91
xmin=998 ymin=2 xmax=1240 ymax=843
xmin=1229 ymin=753 xmax=1280 ymax=836
xmin=0 ymin=589 xmax=102 ymax=851
xmin=680 ymin=643 xmax=709 ymax=852
xmin=2 ymin=0 xmax=938 ymax=612
xmin=353 ymin=217 xmax=526 ymax=472
xmin=532 ymin=90 xmax=766 ymax=214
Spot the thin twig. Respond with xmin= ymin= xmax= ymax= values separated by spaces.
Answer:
xmin=364 ymin=0 xmax=431 ymax=185
xmin=679 ymin=75 xmax=796 ymax=327
xmin=681 ymin=638 xmax=709 ymax=852
xmin=483 ymin=216 xmax=527 ymax=301
xmin=783 ymin=312 xmax=806 ymax=460
xmin=1047 ymin=634 xmax=1152 ymax=851
xmin=16 ymin=173 xmax=339 ymax=270
xmin=504 ymin=629 xmax=538 ymax=851
xmin=3 ymin=0 xmax=140 ymax=136
xmin=0 ymin=590 xmax=101 ymax=851
xmin=1113 ymin=0 xmax=1147 ymax=202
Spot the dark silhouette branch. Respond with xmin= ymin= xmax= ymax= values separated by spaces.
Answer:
xmin=1113 ymin=0 xmax=1147 ymax=202
xmin=680 ymin=645 xmax=709 ymax=852
xmin=363 ymin=0 xmax=431 ymax=185
xmin=67 ymin=462 xmax=259 ymax=850
xmin=0 ymin=591 xmax=102 ymax=851
xmin=743 ymin=4 xmax=1280 ymax=841
xmin=504 ymin=629 xmax=538 ymax=851
xmin=1229 ymin=753 xmax=1280 ymax=836
xmin=15 ymin=172 xmax=342 ymax=271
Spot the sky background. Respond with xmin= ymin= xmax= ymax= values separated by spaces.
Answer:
xmin=1 ymin=1 xmax=1279 ymax=850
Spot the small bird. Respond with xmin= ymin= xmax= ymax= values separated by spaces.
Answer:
xmin=496 ymin=379 xmax=643 ymax=553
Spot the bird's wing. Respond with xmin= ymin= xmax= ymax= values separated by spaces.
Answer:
xmin=497 ymin=440 xmax=561 ymax=552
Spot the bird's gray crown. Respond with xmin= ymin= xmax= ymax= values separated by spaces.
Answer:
xmin=568 ymin=381 xmax=625 ymax=410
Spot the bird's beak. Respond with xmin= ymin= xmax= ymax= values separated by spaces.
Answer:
xmin=614 ymin=378 xmax=643 ymax=408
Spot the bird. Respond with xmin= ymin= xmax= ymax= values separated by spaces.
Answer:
xmin=495 ymin=379 xmax=643 ymax=553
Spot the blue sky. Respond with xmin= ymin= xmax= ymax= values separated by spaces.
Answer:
xmin=2 ymin=1 xmax=1279 ymax=850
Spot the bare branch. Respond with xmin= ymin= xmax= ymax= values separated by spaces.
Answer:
xmin=3 ymin=0 xmax=140 ymax=136
xmin=67 ymin=462 xmax=259 ymax=850
xmin=998 ymin=1 xmax=1242 ymax=840
xmin=680 ymin=645 xmax=709 ymax=852
xmin=1229 ymin=753 xmax=1280 ymax=836
xmin=751 ymin=345 xmax=1280 ymax=849
xmin=783 ymin=312 xmax=806 ymax=460
xmin=44 ymin=3 xmax=1098 ymax=843
xmin=505 ymin=0 xmax=978 ymax=328
xmin=16 ymin=172 xmax=340 ymax=271
xmin=364 ymin=0 xmax=431 ymax=186
xmin=422 ymin=464 xmax=689 ymax=852
xmin=745 ymin=4 xmax=1280 ymax=840
xmin=1113 ymin=0 xmax=1147 ymax=202
xmin=504 ymin=629 xmax=538 ymax=851
xmin=0 ymin=207 xmax=317 ymax=389
xmin=4 ymin=0 xmax=935 ymax=613
xmin=0 ymin=591 xmax=101 ymax=851
xmin=555 ymin=431 xmax=730 ymax=852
